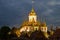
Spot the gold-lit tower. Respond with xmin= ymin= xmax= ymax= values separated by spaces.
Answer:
xmin=29 ymin=8 xmax=37 ymax=22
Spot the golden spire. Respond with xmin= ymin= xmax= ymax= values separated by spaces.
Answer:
xmin=29 ymin=8 xmax=36 ymax=16
xmin=41 ymin=18 xmax=47 ymax=27
xmin=29 ymin=0 xmax=36 ymax=15
xmin=43 ymin=18 xmax=47 ymax=26
xmin=31 ymin=7 xmax=34 ymax=12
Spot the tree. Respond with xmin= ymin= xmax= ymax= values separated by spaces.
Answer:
xmin=9 ymin=27 xmax=18 ymax=39
xmin=0 ymin=25 xmax=11 ymax=40
xmin=30 ymin=31 xmax=48 ymax=40
xmin=19 ymin=33 xmax=30 ymax=40
xmin=50 ymin=28 xmax=60 ymax=40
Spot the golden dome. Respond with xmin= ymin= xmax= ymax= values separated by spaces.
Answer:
xmin=41 ymin=22 xmax=47 ymax=27
xmin=29 ymin=8 xmax=36 ymax=16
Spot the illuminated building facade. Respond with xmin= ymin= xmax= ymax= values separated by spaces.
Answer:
xmin=20 ymin=8 xmax=47 ymax=33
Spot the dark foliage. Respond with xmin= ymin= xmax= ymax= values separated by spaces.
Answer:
xmin=0 ymin=26 xmax=11 ymax=40
xmin=30 ymin=30 xmax=48 ymax=40
xmin=0 ymin=26 xmax=60 ymax=40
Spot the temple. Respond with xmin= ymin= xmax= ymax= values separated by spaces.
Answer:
xmin=19 ymin=8 xmax=47 ymax=33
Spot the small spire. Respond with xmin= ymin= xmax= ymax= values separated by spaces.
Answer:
xmin=31 ymin=7 xmax=34 ymax=12
xmin=43 ymin=18 xmax=47 ymax=26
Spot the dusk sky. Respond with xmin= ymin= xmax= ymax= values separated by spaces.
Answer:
xmin=0 ymin=0 xmax=60 ymax=28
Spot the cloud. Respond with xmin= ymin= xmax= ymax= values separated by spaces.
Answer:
xmin=47 ymin=1 xmax=60 ymax=6
xmin=0 ymin=0 xmax=60 ymax=27
xmin=42 ymin=9 xmax=53 ymax=16
xmin=56 ymin=2 xmax=60 ymax=5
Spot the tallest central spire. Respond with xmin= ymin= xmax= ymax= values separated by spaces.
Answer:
xmin=28 ymin=0 xmax=37 ymax=22
xmin=31 ymin=7 xmax=35 ymax=13
xmin=29 ymin=8 xmax=36 ymax=16
xmin=29 ymin=8 xmax=37 ymax=22
xmin=31 ymin=0 xmax=35 ymax=10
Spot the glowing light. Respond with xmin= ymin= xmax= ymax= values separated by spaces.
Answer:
xmin=32 ymin=1 xmax=34 ymax=4
xmin=27 ymin=27 xmax=30 ymax=32
xmin=20 ymin=26 xmax=30 ymax=32
xmin=29 ymin=8 xmax=37 ymax=22
xmin=41 ymin=27 xmax=47 ymax=32
xmin=20 ymin=27 xmax=26 ymax=32
xmin=8 ymin=32 xmax=11 ymax=35
xmin=29 ymin=16 xmax=37 ymax=22
xmin=16 ymin=30 xmax=20 ymax=37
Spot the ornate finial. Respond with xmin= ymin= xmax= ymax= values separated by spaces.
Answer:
xmin=43 ymin=18 xmax=47 ymax=26
xmin=29 ymin=7 xmax=36 ymax=16
xmin=31 ymin=7 xmax=34 ymax=12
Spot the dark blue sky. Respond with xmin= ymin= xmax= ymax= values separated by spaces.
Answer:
xmin=0 ymin=0 xmax=60 ymax=28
